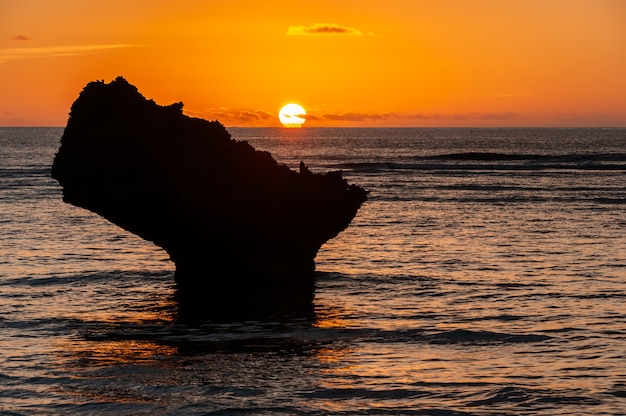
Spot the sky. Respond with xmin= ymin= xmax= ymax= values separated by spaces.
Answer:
xmin=1 ymin=0 xmax=625 ymax=127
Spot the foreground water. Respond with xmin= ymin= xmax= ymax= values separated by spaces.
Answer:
xmin=1 ymin=127 xmax=625 ymax=415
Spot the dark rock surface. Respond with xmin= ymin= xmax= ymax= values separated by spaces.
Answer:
xmin=51 ymin=77 xmax=367 ymax=317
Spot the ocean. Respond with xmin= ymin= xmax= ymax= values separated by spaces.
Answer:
xmin=1 ymin=126 xmax=625 ymax=415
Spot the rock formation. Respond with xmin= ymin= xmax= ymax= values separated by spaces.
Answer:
xmin=51 ymin=77 xmax=367 ymax=317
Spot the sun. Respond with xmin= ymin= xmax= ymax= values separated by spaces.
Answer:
xmin=279 ymin=103 xmax=306 ymax=128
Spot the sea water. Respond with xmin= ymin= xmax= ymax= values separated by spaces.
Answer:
xmin=1 ymin=127 xmax=625 ymax=415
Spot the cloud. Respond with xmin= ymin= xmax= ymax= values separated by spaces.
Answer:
xmin=321 ymin=112 xmax=388 ymax=121
xmin=308 ymin=111 xmax=518 ymax=124
xmin=0 ymin=44 xmax=135 ymax=64
xmin=11 ymin=35 xmax=31 ymax=42
xmin=188 ymin=108 xmax=275 ymax=126
xmin=473 ymin=112 xmax=517 ymax=120
xmin=234 ymin=110 xmax=275 ymax=123
xmin=287 ymin=23 xmax=363 ymax=36
xmin=186 ymin=108 xmax=520 ymax=127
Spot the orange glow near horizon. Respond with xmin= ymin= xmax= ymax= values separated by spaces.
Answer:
xmin=1 ymin=0 xmax=625 ymax=127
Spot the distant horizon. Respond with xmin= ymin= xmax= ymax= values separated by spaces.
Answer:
xmin=3 ymin=125 xmax=625 ymax=129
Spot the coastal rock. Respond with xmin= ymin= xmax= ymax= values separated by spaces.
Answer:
xmin=51 ymin=77 xmax=367 ymax=316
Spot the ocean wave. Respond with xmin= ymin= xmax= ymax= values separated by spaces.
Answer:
xmin=427 ymin=152 xmax=626 ymax=162
xmin=466 ymin=385 xmax=602 ymax=407
xmin=68 ymin=320 xmax=553 ymax=352
xmin=0 ymin=167 xmax=51 ymax=178
xmin=337 ymin=153 xmax=626 ymax=172
xmin=419 ymin=328 xmax=552 ymax=345
xmin=0 ymin=270 xmax=174 ymax=287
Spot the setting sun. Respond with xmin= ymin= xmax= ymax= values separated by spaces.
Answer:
xmin=279 ymin=103 xmax=306 ymax=128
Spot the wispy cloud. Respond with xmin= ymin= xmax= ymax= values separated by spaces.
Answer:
xmin=314 ymin=112 xmax=388 ymax=121
xmin=308 ymin=111 xmax=518 ymax=124
xmin=11 ymin=35 xmax=32 ymax=42
xmin=0 ymin=44 xmax=135 ymax=64
xmin=190 ymin=108 xmax=520 ymax=126
xmin=188 ymin=108 xmax=275 ymax=126
xmin=287 ymin=23 xmax=363 ymax=36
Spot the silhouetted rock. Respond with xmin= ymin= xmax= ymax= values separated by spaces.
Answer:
xmin=51 ymin=77 xmax=367 ymax=317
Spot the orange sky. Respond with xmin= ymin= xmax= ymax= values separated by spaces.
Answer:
xmin=1 ymin=0 xmax=625 ymax=127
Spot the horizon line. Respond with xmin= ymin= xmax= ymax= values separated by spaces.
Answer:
xmin=2 ymin=125 xmax=625 ymax=129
